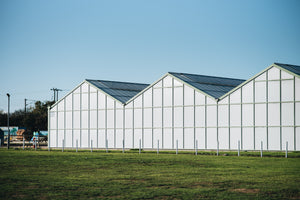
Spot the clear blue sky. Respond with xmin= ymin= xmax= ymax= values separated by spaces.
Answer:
xmin=0 ymin=0 xmax=299 ymax=112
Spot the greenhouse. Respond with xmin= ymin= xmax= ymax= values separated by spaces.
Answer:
xmin=48 ymin=63 xmax=300 ymax=151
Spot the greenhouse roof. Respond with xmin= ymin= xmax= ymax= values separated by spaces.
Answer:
xmin=169 ymin=72 xmax=245 ymax=99
xmin=275 ymin=63 xmax=300 ymax=76
xmin=86 ymin=79 xmax=149 ymax=103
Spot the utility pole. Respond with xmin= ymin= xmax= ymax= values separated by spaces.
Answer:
xmin=50 ymin=88 xmax=62 ymax=102
xmin=7 ymin=93 xmax=10 ymax=149
xmin=24 ymin=98 xmax=27 ymax=113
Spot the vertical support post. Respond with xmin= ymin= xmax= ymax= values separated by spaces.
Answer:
xmin=23 ymin=138 xmax=25 ymax=150
xmin=285 ymin=141 xmax=288 ymax=158
xmin=157 ymin=140 xmax=159 ymax=154
xmin=139 ymin=139 xmax=141 ymax=154
xmin=62 ymin=139 xmax=64 ymax=152
xmin=91 ymin=140 xmax=93 ymax=153
xmin=122 ymin=139 xmax=125 ymax=153
xmin=7 ymin=93 xmax=10 ymax=149
xmin=48 ymin=106 xmax=50 ymax=151
xmin=238 ymin=140 xmax=240 ymax=157
xmin=217 ymin=140 xmax=219 ymax=156
xmin=76 ymin=139 xmax=78 ymax=152
xmin=35 ymin=140 xmax=37 ymax=151
xmin=261 ymin=141 xmax=263 ymax=158
xmin=176 ymin=140 xmax=178 ymax=155
xmin=195 ymin=140 xmax=198 ymax=156
xmin=106 ymin=139 xmax=108 ymax=153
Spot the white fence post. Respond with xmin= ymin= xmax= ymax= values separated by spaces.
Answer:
xmin=195 ymin=140 xmax=198 ymax=156
xmin=157 ymin=140 xmax=159 ymax=154
xmin=176 ymin=140 xmax=178 ymax=155
xmin=76 ymin=139 xmax=78 ymax=153
xmin=238 ymin=140 xmax=240 ymax=157
xmin=62 ymin=139 xmax=64 ymax=152
xmin=139 ymin=139 xmax=141 ymax=154
xmin=91 ymin=140 xmax=93 ymax=153
xmin=285 ymin=141 xmax=288 ymax=158
xmin=122 ymin=140 xmax=125 ymax=153
xmin=261 ymin=141 xmax=263 ymax=158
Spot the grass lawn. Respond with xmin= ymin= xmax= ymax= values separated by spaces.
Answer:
xmin=0 ymin=148 xmax=299 ymax=199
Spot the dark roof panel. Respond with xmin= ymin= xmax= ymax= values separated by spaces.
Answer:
xmin=169 ymin=72 xmax=245 ymax=99
xmin=86 ymin=79 xmax=149 ymax=103
xmin=275 ymin=63 xmax=300 ymax=76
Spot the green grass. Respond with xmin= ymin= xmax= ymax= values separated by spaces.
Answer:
xmin=0 ymin=149 xmax=299 ymax=199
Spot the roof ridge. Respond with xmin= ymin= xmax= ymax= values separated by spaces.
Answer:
xmin=274 ymin=62 xmax=300 ymax=67
xmin=168 ymin=72 xmax=246 ymax=81
xmin=86 ymin=79 xmax=149 ymax=86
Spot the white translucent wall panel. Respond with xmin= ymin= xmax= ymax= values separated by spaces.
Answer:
xmin=282 ymin=103 xmax=294 ymax=126
xmin=98 ymin=92 xmax=106 ymax=109
xmin=268 ymin=81 xmax=280 ymax=102
xmin=144 ymin=129 xmax=152 ymax=148
xmin=144 ymin=89 xmax=152 ymax=107
xmin=255 ymin=72 xmax=266 ymax=81
xmin=66 ymin=111 xmax=72 ymax=129
xmin=82 ymin=93 xmax=88 ymax=110
xmin=66 ymin=94 xmax=72 ymax=111
xmin=174 ymin=87 xmax=183 ymax=105
xmin=125 ymin=129 xmax=132 ymax=148
xmin=255 ymin=82 xmax=266 ymax=103
xmin=154 ymin=80 xmax=162 ymax=88
xmin=174 ymin=128 xmax=183 ymax=149
xmin=125 ymin=109 xmax=133 ymax=128
xmin=98 ymin=110 xmax=105 ymax=129
xmin=134 ymin=129 xmax=142 ymax=148
xmin=74 ymin=111 xmax=80 ymax=129
xmin=242 ymin=104 xmax=253 ymax=126
xmin=73 ymin=93 xmax=80 ymax=110
xmin=90 ymin=130 xmax=97 ymax=148
xmin=90 ymin=85 xmax=97 ymax=93
xmin=207 ymin=106 xmax=217 ymax=127
xmin=98 ymin=130 xmax=105 ymax=148
xmin=50 ymin=130 xmax=56 ymax=147
xmin=195 ymin=128 xmax=205 ymax=149
xmin=163 ymin=108 xmax=172 ymax=128
xmin=116 ymin=101 xmax=123 ymax=109
xmin=134 ymin=109 xmax=142 ymax=128
xmin=242 ymin=128 xmax=254 ymax=150
xmin=81 ymin=82 xmax=89 ymax=93
xmin=50 ymin=112 xmax=57 ymax=129
xmin=73 ymin=130 xmax=80 ymax=148
xmin=281 ymin=80 xmax=294 ymax=102
xmin=230 ymin=105 xmax=241 ymax=126
xmin=195 ymin=91 xmax=205 ymax=105
xmin=163 ymin=76 xmax=172 ymax=87
xmin=296 ymin=128 xmax=300 ymax=150
xmin=230 ymin=128 xmax=241 ymax=150
xmin=268 ymin=67 xmax=280 ymax=80
xmin=296 ymin=103 xmax=300 ymax=126
xmin=90 ymin=93 xmax=97 ymax=110
xmin=242 ymin=81 xmax=253 ymax=103
xmin=134 ymin=96 xmax=142 ymax=108
xmin=195 ymin=106 xmax=205 ymax=127
xmin=127 ymin=101 xmax=133 ymax=108
xmin=90 ymin=111 xmax=97 ymax=129
xmin=58 ymin=112 xmax=64 ymax=129
xmin=174 ymin=107 xmax=183 ymax=127
xmin=163 ymin=88 xmax=172 ymax=106
xmin=218 ymin=105 xmax=228 ymax=127
xmin=230 ymin=89 xmax=241 ymax=104
xmin=116 ymin=110 xmax=123 ymax=129
xmin=153 ymin=129 xmax=162 ymax=148
xmin=219 ymin=96 xmax=228 ymax=105
xmin=65 ymin=130 xmax=72 ymax=147
xmin=73 ymin=87 xmax=80 ymax=94
xmin=153 ymin=88 xmax=162 ymax=107
xmin=207 ymin=97 xmax=216 ymax=105
xmin=57 ymin=130 xmax=64 ymax=147
xmin=207 ymin=128 xmax=217 ymax=149
xmin=255 ymin=128 xmax=267 ymax=150
xmin=107 ymin=97 xmax=115 ymax=109
xmin=164 ymin=129 xmax=172 ymax=149
xmin=58 ymin=100 xmax=65 ymax=112
xmin=268 ymin=103 xmax=280 ymax=126
xmin=184 ymin=107 xmax=194 ymax=127
xmin=116 ymin=129 xmax=123 ymax=148
xmin=107 ymin=110 xmax=114 ymax=129
xmin=296 ymin=78 xmax=300 ymax=101
xmin=282 ymin=127 xmax=294 ymax=150
xmin=81 ymin=130 xmax=88 ymax=148
xmin=107 ymin=129 xmax=114 ymax=148
xmin=281 ymin=70 xmax=293 ymax=79
xmin=268 ymin=128 xmax=280 ymax=150
xmin=174 ymin=79 xmax=183 ymax=86
xmin=82 ymin=111 xmax=88 ymax=129
xmin=255 ymin=104 xmax=266 ymax=126
xmin=184 ymin=85 xmax=194 ymax=106
xmin=153 ymin=108 xmax=162 ymax=128
xmin=144 ymin=108 xmax=152 ymax=128
xmin=184 ymin=128 xmax=194 ymax=149
xmin=218 ymin=128 xmax=229 ymax=149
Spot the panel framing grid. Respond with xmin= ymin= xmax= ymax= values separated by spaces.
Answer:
xmin=152 ymin=87 xmax=154 ymax=148
xmin=88 ymin=85 xmax=90 ymax=148
xmin=142 ymin=93 xmax=144 ymax=148
xmin=132 ymin=101 xmax=135 ymax=148
xmin=253 ymin=80 xmax=255 ymax=149
xmin=48 ymin=106 xmax=50 ymax=148
xmin=80 ymin=86 xmax=82 ymax=147
xmin=162 ymin=79 xmax=164 ymax=149
xmin=279 ymin=70 xmax=282 ymax=151
xmin=72 ymin=92 xmax=74 ymax=148
xmin=97 ymin=90 xmax=99 ymax=148
xmin=183 ymin=84 xmax=185 ymax=149
xmin=172 ymin=78 xmax=174 ymax=149
xmin=294 ymin=76 xmax=296 ymax=150
xmin=266 ymin=71 xmax=269 ymax=150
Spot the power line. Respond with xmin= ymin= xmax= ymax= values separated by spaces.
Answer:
xmin=50 ymin=88 xmax=62 ymax=102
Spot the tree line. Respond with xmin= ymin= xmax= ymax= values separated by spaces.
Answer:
xmin=0 ymin=101 xmax=54 ymax=132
